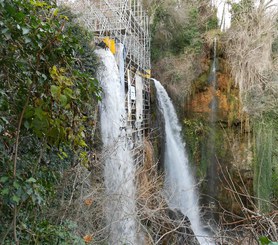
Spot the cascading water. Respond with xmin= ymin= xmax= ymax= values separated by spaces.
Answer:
xmin=154 ymin=79 xmax=214 ymax=245
xmin=95 ymin=48 xmax=138 ymax=245
xmin=206 ymin=37 xmax=219 ymax=215
xmin=209 ymin=37 xmax=218 ymax=123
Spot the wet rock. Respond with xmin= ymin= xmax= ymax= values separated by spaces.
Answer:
xmin=167 ymin=208 xmax=201 ymax=245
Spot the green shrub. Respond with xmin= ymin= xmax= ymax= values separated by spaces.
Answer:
xmin=0 ymin=0 xmax=100 ymax=243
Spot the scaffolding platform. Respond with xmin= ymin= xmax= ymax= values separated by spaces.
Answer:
xmin=58 ymin=0 xmax=151 ymax=165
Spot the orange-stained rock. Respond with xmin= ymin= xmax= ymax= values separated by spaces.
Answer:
xmin=189 ymin=89 xmax=213 ymax=113
xmin=83 ymin=234 xmax=93 ymax=243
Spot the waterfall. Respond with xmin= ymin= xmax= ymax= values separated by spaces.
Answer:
xmin=154 ymin=79 xmax=214 ymax=245
xmin=96 ymin=49 xmax=138 ymax=245
xmin=209 ymin=37 xmax=218 ymax=122
xmin=211 ymin=37 xmax=218 ymax=120
xmin=206 ymin=37 xmax=219 ymax=213
xmin=115 ymin=42 xmax=126 ymax=99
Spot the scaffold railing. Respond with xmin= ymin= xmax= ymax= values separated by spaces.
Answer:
xmin=58 ymin=0 xmax=151 ymax=164
xmin=58 ymin=0 xmax=151 ymax=73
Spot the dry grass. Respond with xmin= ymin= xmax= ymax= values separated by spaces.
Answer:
xmin=153 ymin=52 xmax=203 ymax=104
xmin=136 ymin=139 xmax=202 ymax=244
xmin=224 ymin=1 xmax=278 ymax=115
xmin=48 ymin=155 xmax=108 ymax=243
xmin=212 ymin=162 xmax=278 ymax=244
xmin=46 ymin=139 xmax=201 ymax=244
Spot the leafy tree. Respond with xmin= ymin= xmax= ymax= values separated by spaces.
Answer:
xmin=0 ymin=0 xmax=100 ymax=243
xmin=151 ymin=0 xmax=218 ymax=60
xmin=230 ymin=0 xmax=254 ymax=23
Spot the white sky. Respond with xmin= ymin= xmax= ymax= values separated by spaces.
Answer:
xmin=212 ymin=0 xmax=278 ymax=31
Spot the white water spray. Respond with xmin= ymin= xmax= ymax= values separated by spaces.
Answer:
xmin=210 ymin=37 xmax=218 ymax=122
xmin=206 ymin=37 xmax=219 ymax=217
xmin=96 ymin=49 xmax=138 ymax=245
xmin=154 ymin=79 xmax=214 ymax=245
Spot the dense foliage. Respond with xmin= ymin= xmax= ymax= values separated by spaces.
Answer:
xmin=0 ymin=0 xmax=100 ymax=243
xmin=151 ymin=1 xmax=218 ymax=60
xmin=150 ymin=1 xmax=219 ymax=107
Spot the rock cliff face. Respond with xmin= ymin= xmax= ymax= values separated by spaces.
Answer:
xmin=151 ymin=39 xmax=255 ymax=224
xmin=167 ymin=209 xmax=201 ymax=245
xmin=183 ymin=41 xmax=254 ymax=220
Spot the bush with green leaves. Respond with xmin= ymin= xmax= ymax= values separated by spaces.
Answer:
xmin=170 ymin=8 xmax=208 ymax=55
xmin=0 ymin=0 xmax=100 ymax=243
xmin=151 ymin=2 xmax=218 ymax=60
xmin=260 ymin=236 xmax=278 ymax=245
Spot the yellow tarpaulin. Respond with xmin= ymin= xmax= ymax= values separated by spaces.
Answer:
xmin=103 ymin=37 xmax=116 ymax=54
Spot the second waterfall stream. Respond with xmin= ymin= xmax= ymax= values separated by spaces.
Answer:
xmin=154 ymin=79 xmax=214 ymax=245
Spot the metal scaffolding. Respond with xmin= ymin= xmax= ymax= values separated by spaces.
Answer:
xmin=58 ymin=0 xmax=151 ymax=164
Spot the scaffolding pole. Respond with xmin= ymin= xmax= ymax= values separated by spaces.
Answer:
xmin=58 ymin=0 xmax=151 ymax=165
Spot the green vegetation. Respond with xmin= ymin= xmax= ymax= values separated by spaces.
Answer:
xmin=150 ymin=1 xmax=219 ymax=107
xmin=193 ymin=72 xmax=209 ymax=92
xmin=183 ymin=118 xmax=207 ymax=168
xmin=230 ymin=0 xmax=254 ymax=22
xmin=151 ymin=1 xmax=218 ymax=61
xmin=253 ymin=115 xmax=278 ymax=211
xmin=0 ymin=0 xmax=99 ymax=243
xmin=253 ymin=119 xmax=274 ymax=212
xmin=170 ymin=8 xmax=217 ymax=55
xmin=260 ymin=236 xmax=278 ymax=245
